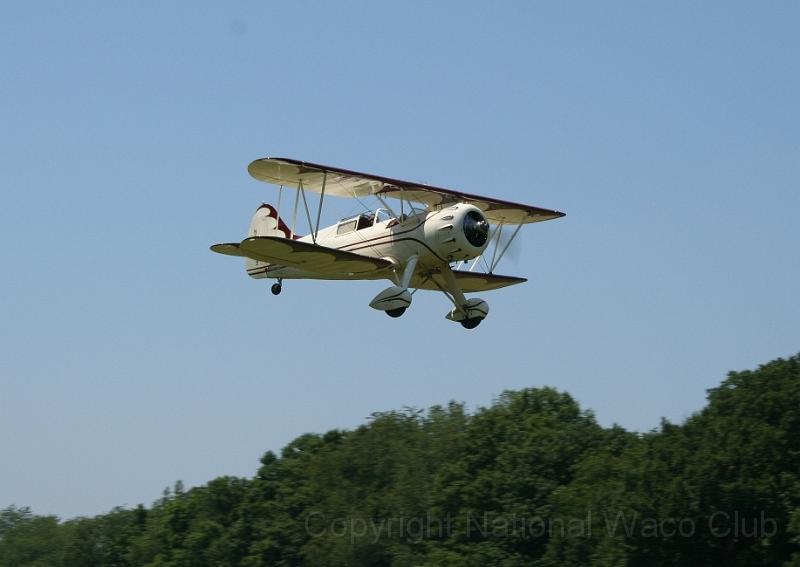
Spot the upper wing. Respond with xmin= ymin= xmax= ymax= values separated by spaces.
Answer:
xmin=411 ymin=270 xmax=527 ymax=292
xmin=248 ymin=157 xmax=565 ymax=225
xmin=211 ymin=236 xmax=392 ymax=276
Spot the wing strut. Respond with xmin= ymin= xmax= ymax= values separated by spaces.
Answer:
xmin=314 ymin=171 xmax=327 ymax=241
xmin=292 ymin=176 xmax=329 ymax=244
xmin=490 ymin=223 xmax=523 ymax=273
xmin=488 ymin=222 xmax=505 ymax=272
xmin=290 ymin=185 xmax=300 ymax=239
xmin=298 ymin=181 xmax=316 ymax=244
xmin=276 ymin=185 xmax=284 ymax=230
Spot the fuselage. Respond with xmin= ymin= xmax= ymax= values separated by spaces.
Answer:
xmin=247 ymin=202 xmax=490 ymax=282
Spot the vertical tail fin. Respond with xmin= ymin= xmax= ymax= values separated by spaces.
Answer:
xmin=248 ymin=203 xmax=295 ymax=239
xmin=246 ymin=204 xmax=295 ymax=278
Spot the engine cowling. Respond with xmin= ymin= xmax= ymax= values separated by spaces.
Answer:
xmin=423 ymin=204 xmax=490 ymax=262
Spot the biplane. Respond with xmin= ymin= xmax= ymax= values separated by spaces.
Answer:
xmin=211 ymin=158 xmax=565 ymax=329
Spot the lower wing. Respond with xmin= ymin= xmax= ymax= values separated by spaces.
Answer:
xmin=412 ymin=270 xmax=527 ymax=292
xmin=211 ymin=236 xmax=393 ymax=277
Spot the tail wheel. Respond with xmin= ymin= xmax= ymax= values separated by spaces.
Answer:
xmin=270 ymin=283 xmax=282 ymax=296
xmin=386 ymin=307 xmax=407 ymax=318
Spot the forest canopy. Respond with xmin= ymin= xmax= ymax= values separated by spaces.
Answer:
xmin=2 ymin=354 xmax=799 ymax=566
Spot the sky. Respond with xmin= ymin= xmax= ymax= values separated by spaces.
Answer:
xmin=1 ymin=1 xmax=798 ymax=520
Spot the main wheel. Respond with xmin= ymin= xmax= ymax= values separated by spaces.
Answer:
xmin=270 ymin=283 xmax=282 ymax=296
xmin=460 ymin=317 xmax=483 ymax=329
xmin=386 ymin=307 xmax=407 ymax=318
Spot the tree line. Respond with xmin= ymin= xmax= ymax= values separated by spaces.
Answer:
xmin=2 ymin=354 xmax=799 ymax=566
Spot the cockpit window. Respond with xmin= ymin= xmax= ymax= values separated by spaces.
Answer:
xmin=356 ymin=213 xmax=374 ymax=231
xmin=375 ymin=209 xmax=393 ymax=223
xmin=338 ymin=210 xmax=384 ymax=234
xmin=336 ymin=219 xmax=357 ymax=235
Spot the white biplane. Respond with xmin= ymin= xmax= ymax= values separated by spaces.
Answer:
xmin=211 ymin=157 xmax=564 ymax=329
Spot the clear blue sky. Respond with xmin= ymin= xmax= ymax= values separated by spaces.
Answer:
xmin=2 ymin=1 xmax=798 ymax=519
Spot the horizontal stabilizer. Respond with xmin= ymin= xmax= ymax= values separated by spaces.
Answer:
xmin=210 ymin=243 xmax=249 ymax=257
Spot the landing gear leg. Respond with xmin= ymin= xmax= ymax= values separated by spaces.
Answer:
xmin=369 ymin=255 xmax=418 ymax=317
xmin=271 ymin=279 xmax=283 ymax=296
xmin=439 ymin=263 xmax=489 ymax=330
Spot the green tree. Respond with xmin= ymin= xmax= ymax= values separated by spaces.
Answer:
xmin=429 ymin=387 xmax=605 ymax=564
xmin=0 ymin=506 xmax=65 ymax=567
xmin=545 ymin=354 xmax=800 ymax=566
xmin=2 ymin=354 xmax=798 ymax=566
